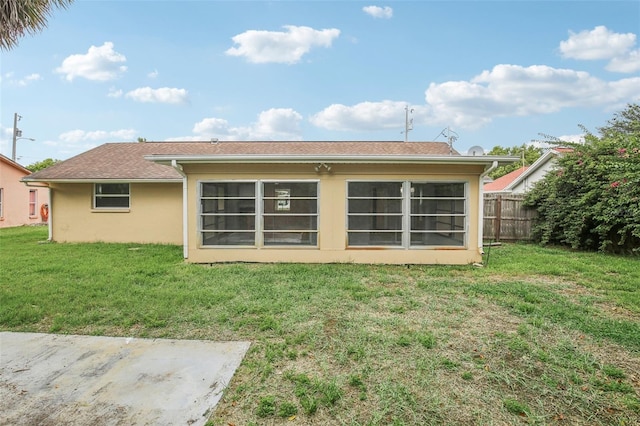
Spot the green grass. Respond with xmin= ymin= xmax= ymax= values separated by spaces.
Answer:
xmin=2 ymin=226 xmax=639 ymax=425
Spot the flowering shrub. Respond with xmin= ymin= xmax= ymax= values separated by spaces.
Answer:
xmin=525 ymin=104 xmax=640 ymax=254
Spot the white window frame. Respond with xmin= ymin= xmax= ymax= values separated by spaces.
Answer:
xmin=198 ymin=179 xmax=320 ymax=248
xmin=0 ymin=188 xmax=4 ymax=219
xmin=346 ymin=180 xmax=468 ymax=249
xmin=346 ymin=180 xmax=405 ymax=247
xmin=29 ymin=189 xmax=37 ymax=217
xmin=408 ymin=181 xmax=468 ymax=248
xmin=93 ymin=183 xmax=130 ymax=209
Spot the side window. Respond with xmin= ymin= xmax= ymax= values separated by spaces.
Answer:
xmin=29 ymin=189 xmax=37 ymax=217
xmin=94 ymin=183 xmax=130 ymax=208
xmin=0 ymin=188 xmax=4 ymax=219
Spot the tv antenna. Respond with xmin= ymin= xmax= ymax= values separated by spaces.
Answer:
xmin=401 ymin=105 xmax=414 ymax=142
xmin=434 ymin=126 xmax=458 ymax=155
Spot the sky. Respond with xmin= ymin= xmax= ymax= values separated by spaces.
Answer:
xmin=1 ymin=0 xmax=639 ymax=165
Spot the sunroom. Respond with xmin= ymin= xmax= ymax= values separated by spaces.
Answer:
xmin=147 ymin=141 xmax=515 ymax=265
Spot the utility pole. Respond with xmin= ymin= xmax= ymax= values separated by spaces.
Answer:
xmin=12 ymin=112 xmax=22 ymax=161
xmin=403 ymin=105 xmax=413 ymax=142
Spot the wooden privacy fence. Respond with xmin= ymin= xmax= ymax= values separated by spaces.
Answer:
xmin=483 ymin=194 xmax=537 ymax=242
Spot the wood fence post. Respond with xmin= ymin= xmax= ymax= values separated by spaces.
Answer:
xmin=495 ymin=195 xmax=502 ymax=242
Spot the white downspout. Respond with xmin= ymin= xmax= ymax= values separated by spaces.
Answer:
xmin=171 ymin=160 xmax=188 ymax=259
xmin=478 ymin=161 xmax=498 ymax=253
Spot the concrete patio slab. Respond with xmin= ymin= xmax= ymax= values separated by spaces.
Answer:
xmin=0 ymin=332 xmax=251 ymax=426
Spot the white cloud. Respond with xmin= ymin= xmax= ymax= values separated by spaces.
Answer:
xmin=192 ymin=118 xmax=230 ymax=135
xmin=225 ymin=25 xmax=340 ymax=64
xmin=18 ymin=73 xmax=42 ymax=86
xmin=363 ymin=6 xmax=393 ymax=19
xmin=107 ymin=87 xmax=123 ymax=98
xmin=310 ymin=100 xmax=413 ymax=132
xmin=424 ymin=64 xmax=640 ymax=129
xmin=606 ymin=49 xmax=640 ymax=73
xmin=148 ymin=69 xmax=159 ymax=78
xmin=560 ymin=26 xmax=635 ymax=60
xmin=2 ymin=72 xmax=42 ymax=87
xmin=125 ymin=87 xmax=188 ymax=104
xmin=179 ymin=108 xmax=303 ymax=141
xmin=58 ymin=128 xmax=137 ymax=143
xmin=559 ymin=26 xmax=640 ymax=73
xmin=55 ymin=42 xmax=127 ymax=82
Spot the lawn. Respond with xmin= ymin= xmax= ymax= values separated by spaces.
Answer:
xmin=1 ymin=226 xmax=639 ymax=425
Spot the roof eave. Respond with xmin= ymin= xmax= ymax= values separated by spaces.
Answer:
xmin=146 ymin=154 xmax=518 ymax=166
xmin=21 ymin=178 xmax=183 ymax=184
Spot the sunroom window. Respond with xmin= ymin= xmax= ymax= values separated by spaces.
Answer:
xmin=199 ymin=181 xmax=318 ymax=247
xmin=200 ymin=182 xmax=256 ymax=246
xmin=94 ymin=183 xmax=130 ymax=209
xmin=347 ymin=181 xmax=467 ymax=248
xmin=410 ymin=182 xmax=466 ymax=246
xmin=347 ymin=182 xmax=403 ymax=246
xmin=262 ymin=182 xmax=318 ymax=246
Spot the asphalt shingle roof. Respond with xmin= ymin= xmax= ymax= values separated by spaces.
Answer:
xmin=25 ymin=141 xmax=458 ymax=181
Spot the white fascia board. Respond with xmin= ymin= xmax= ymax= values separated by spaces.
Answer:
xmin=146 ymin=154 xmax=518 ymax=167
xmin=21 ymin=178 xmax=183 ymax=184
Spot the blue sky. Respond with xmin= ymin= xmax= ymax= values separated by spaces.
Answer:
xmin=1 ymin=0 xmax=639 ymax=165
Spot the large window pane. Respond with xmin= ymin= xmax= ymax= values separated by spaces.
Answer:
xmin=263 ymin=215 xmax=317 ymax=231
xmin=263 ymin=182 xmax=317 ymax=198
xmin=200 ymin=181 xmax=318 ymax=247
xmin=201 ymin=182 xmax=256 ymax=246
xmin=203 ymin=232 xmax=255 ymax=246
xmin=348 ymin=198 xmax=402 ymax=214
xmin=264 ymin=232 xmax=317 ymax=246
xmin=412 ymin=182 xmax=465 ymax=197
xmin=94 ymin=183 xmax=130 ymax=208
xmin=262 ymin=181 xmax=318 ymax=246
xmin=410 ymin=182 xmax=466 ymax=247
xmin=347 ymin=181 xmax=403 ymax=247
xmin=347 ymin=181 xmax=467 ymax=248
xmin=411 ymin=232 xmax=464 ymax=246
xmin=348 ymin=231 xmax=403 ymax=246
xmin=348 ymin=182 xmax=402 ymax=198
xmin=348 ymin=215 xmax=402 ymax=230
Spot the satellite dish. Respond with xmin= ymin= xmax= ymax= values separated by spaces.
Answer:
xmin=467 ymin=145 xmax=485 ymax=156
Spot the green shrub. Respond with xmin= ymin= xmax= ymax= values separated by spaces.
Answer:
xmin=525 ymin=103 xmax=640 ymax=254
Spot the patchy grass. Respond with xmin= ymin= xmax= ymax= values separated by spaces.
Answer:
xmin=1 ymin=227 xmax=639 ymax=425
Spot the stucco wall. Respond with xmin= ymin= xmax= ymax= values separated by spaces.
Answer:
xmin=49 ymin=182 xmax=182 ymax=244
xmin=183 ymin=163 xmax=485 ymax=265
xmin=0 ymin=162 xmax=49 ymax=228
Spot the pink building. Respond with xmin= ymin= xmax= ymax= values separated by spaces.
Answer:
xmin=0 ymin=154 xmax=49 ymax=228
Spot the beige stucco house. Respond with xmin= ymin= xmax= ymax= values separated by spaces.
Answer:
xmin=23 ymin=141 xmax=515 ymax=265
xmin=1 ymin=154 xmax=49 ymax=228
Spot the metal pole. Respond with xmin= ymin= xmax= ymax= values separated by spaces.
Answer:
xmin=11 ymin=112 xmax=19 ymax=161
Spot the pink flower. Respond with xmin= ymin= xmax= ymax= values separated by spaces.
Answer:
xmin=610 ymin=181 xmax=620 ymax=188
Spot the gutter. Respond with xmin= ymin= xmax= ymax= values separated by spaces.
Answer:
xmin=478 ymin=161 xmax=499 ymax=254
xmin=171 ymin=160 xmax=189 ymax=260
xmin=146 ymin=154 xmax=517 ymax=166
